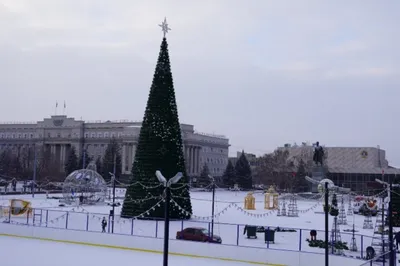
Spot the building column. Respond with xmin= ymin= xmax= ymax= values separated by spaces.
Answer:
xmin=58 ymin=145 xmax=62 ymax=170
xmin=184 ymin=146 xmax=189 ymax=170
xmin=193 ymin=146 xmax=198 ymax=176
xmin=51 ymin=145 xmax=55 ymax=155
xmin=190 ymin=146 xmax=195 ymax=175
xmin=121 ymin=144 xmax=126 ymax=174
xmin=196 ymin=147 xmax=201 ymax=174
xmin=128 ymin=144 xmax=133 ymax=172
xmin=187 ymin=146 xmax=191 ymax=174
xmin=60 ymin=145 xmax=64 ymax=166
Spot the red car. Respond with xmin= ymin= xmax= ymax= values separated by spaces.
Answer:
xmin=176 ymin=227 xmax=222 ymax=244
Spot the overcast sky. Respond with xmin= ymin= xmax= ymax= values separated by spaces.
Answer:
xmin=1 ymin=1 xmax=399 ymax=165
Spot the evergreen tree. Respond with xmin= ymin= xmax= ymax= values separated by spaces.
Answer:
xmin=197 ymin=164 xmax=210 ymax=187
xmin=392 ymin=176 xmax=400 ymax=226
xmin=64 ymin=146 xmax=78 ymax=176
xmin=101 ymin=138 xmax=122 ymax=181
xmin=234 ymin=151 xmax=253 ymax=190
xmin=121 ymin=37 xmax=192 ymax=219
xmin=0 ymin=149 xmax=13 ymax=176
xmin=95 ymin=157 xmax=103 ymax=174
xmin=78 ymin=149 xmax=92 ymax=169
xmin=330 ymin=193 xmax=339 ymax=216
xmin=222 ymin=160 xmax=236 ymax=188
xmin=292 ymin=159 xmax=309 ymax=193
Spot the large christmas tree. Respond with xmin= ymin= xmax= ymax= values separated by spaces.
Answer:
xmin=121 ymin=31 xmax=192 ymax=219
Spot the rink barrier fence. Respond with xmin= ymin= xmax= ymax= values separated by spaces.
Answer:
xmin=0 ymin=223 xmax=364 ymax=266
xmin=0 ymin=206 xmax=372 ymax=262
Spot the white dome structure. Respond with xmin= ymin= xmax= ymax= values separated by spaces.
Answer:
xmin=317 ymin=179 xmax=335 ymax=193
xmin=62 ymin=169 xmax=107 ymax=205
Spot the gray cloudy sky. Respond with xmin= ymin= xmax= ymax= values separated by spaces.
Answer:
xmin=1 ymin=1 xmax=399 ymax=165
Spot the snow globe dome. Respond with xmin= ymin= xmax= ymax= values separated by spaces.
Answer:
xmin=62 ymin=166 xmax=107 ymax=205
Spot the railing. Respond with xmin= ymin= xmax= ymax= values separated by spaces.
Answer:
xmin=357 ymin=251 xmax=395 ymax=266
xmin=0 ymin=206 xmax=377 ymax=262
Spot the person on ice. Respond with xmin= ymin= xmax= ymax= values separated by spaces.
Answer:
xmin=101 ymin=217 xmax=107 ymax=233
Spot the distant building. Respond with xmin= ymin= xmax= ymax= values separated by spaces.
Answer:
xmin=0 ymin=115 xmax=230 ymax=178
xmin=229 ymin=152 xmax=259 ymax=171
xmin=280 ymin=144 xmax=400 ymax=193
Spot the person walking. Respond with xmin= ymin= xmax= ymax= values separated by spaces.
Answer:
xmin=395 ymin=231 xmax=400 ymax=250
xmin=101 ymin=217 xmax=107 ymax=233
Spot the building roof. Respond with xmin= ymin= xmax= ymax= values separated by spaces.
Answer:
xmin=280 ymin=145 xmax=400 ymax=175
xmin=328 ymin=167 xmax=400 ymax=174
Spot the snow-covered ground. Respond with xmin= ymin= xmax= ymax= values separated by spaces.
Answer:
xmin=1 ymin=235 xmax=254 ymax=266
xmin=0 ymin=190 xmax=377 ymax=258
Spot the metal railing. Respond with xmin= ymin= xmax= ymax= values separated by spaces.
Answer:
xmin=0 ymin=205 xmax=380 ymax=263
xmin=357 ymin=251 xmax=395 ymax=266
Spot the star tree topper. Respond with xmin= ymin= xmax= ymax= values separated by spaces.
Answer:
xmin=159 ymin=17 xmax=171 ymax=38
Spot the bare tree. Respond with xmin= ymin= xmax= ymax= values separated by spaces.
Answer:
xmin=255 ymin=149 xmax=295 ymax=191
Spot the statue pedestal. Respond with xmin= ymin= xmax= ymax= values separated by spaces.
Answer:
xmin=311 ymin=166 xmax=324 ymax=193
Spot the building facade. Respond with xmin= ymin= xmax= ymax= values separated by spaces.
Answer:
xmin=281 ymin=144 xmax=400 ymax=193
xmin=0 ymin=116 xmax=229 ymax=178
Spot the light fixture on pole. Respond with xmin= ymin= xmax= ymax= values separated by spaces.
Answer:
xmin=208 ymin=174 xmax=216 ymax=237
xmin=155 ymin=170 xmax=183 ymax=266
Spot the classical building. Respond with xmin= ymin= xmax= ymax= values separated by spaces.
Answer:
xmin=280 ymin=144 xmax=400 ymax=193
xmin=0 ymin=115 xmax=229 ymax=178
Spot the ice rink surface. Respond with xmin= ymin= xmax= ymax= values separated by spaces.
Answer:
xmin=0 ymin=236 xmax=254 ymax=266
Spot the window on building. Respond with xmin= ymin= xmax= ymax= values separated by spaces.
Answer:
xmin=85 ymin=133 xmax=89 ymax=138
xmin=23 ymin=133 xmax=27 ymax=138
xmin=98 ymin=133 xmax=103 ymax=138
xmin=12 ymin=134 xmax=15 ymax=138
xmin=91 ymin=133 xmax=95 ymax=138
xmin=57 ymin=133 xmax=61 ymax=138
xmin=30 ymin=133 xmax=33 ymax=138
xmin=111 ymin=133 xmax=116 ymax=138
xmin=18 ymin=134 xmax=22 ymax=138
xmin=47 ymin=133 xmax=51 ymax=138
xmin=0 ymin=134 xmax=3 ymax=138
xmin=104 ymin=132 xmax=109 ymax=138
xmin=118 ymin=132 xmax=122 ymax=137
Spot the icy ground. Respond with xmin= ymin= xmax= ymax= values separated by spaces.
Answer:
xmin=0 ymin=236 xmax=254 ymax=266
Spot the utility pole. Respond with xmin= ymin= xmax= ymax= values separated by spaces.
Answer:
xmin=209 ymin=175 xmax=216 ymax=237
xmin=324 ymin=182 xmax=329 ymax=266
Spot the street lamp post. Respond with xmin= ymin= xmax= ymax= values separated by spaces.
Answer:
xmin=155 ymin=170 xmax=183 ymax=266
xmin=109 ymin=172 xmax=116 ymax=234
xmin=375 ymin=178 xmax=399 ymax=266
xmin=324 ymin=182 xmax=329 ymax=266
xmin=208 ymin=175 xmax=216 ymax=237
xmin=32 ymin=144 xmax=37 ymax=198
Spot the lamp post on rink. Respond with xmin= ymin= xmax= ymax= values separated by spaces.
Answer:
xmin=156 ymin=170 xmax=183 ymax=266
xmin=209 ymin=175 xmax=216 ymax=237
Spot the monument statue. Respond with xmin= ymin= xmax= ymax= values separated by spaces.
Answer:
xmin=313 ymin=141 xmax=324 ymax=166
